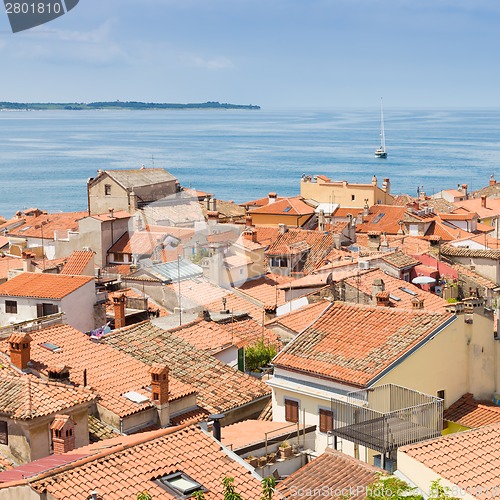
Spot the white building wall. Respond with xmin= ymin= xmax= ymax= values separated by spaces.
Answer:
xmin=60 ymin=280 xmax=96 ymax=332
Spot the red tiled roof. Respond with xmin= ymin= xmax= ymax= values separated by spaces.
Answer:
xmin=0 ymin=272 xmax=93 ymax=299
xmin=454 ymin=197 xmax=500 ymax=219
xmin=278 ymin=448 xmax=382 ymax=498
xmin=106 ymin=289 xmax=170 ymax=317
xmin=5 ymin=211 xmax=87 ymax=239
xmin=101 ymin=321 xmax=271 ymax=415
xmin=249 ymin=197 xmax=315 ymax=216
xmin=165 ymin=277 xmax=231 ymax=308
xmin=6 ymin=425 xmax=265 ymax=499
xmin=0 ymin=257 xmax=23 ymax=280
xmin=0 ymin=372 xmax=96 ymax=420
xmin=205 ymin=291 xmax=265 ymax=324
xmin=343 ymin=268 xmax=447 ymax=312
xmin=60 ymin=251 xmax=94 ymax=275
xmin=400 ymin=423 xmax=500 ymax=500
xmin=273 ymin=302 xmax=453 ymax=387
xmin=356 ymin=205 xmax=407 ymax=234
xmin=236 ymin=274 xmax=293 ymax=309
xmin=109 ymin=230 xmax=170 ymax=255
xmin=89 ymin=210 xmax=131 ymax=222
xmin=266 ymin=300 xmax=331 ymax=335
xmin=0 ymin=324 xmax=195 ymax=418
xmin=444 ymin=393 xmax=500 ymax=428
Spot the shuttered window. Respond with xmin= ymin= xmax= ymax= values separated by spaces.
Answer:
xmin=5 ymin=301 xmax=17 ymax=314
xmin=319 ymin=409 xmax=333 ymax=433
xmin=0 ymin=421 xmax=8 ymax=445
xmin=285 ymin=399 xmax=299 ymax=423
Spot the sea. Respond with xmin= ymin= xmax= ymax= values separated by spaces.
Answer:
xmin=1 ymin=107 xmax=500 ymax=218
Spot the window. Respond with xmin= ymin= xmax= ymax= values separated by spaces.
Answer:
xmin=105 ymin=184 xmax=111 ymax=195
xmin=285 ymin=398 xmax=299 ymax=423
xmin=351 ymin=194 xmax=355 ymax=201
xmin=113 ymin=253 xmax=125 ymax=263
xmin=5 ymin=300 xmax=17 ymax=314
xmin=0 ymin=421 xmax=7 ymax=445
xmin=437 ymin=390 xmax=445 ymax=401
xmin=319 ymin=408 xmax=333 ymax=433
xmin=270 ymin=256 xmax=288 ymax=268
xmin=37 ymin=303 xmax=59 ymax=317
xmin=155 ymin=472 xmax=204 ymax=497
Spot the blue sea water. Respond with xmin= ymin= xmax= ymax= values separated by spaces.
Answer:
xmin=1 ymin=108 xmax=500 ymax=218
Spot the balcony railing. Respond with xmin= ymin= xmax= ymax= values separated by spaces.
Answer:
xmin=330 ymin=384 xmax=443 ymax=454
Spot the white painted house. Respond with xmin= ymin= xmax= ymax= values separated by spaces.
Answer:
xmin=0 ymin=272 xmax=96 ymax=332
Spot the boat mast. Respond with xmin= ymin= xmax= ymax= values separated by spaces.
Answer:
xmin=380 ymin=97 xmax=386 ymax=152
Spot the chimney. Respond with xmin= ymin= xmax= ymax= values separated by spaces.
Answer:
xmin=129 ymin=191 xmax=137 ymax=213
xmin=210 ymin=197 xmax=217 ymax=211
xmin=204 ymin=196 xmax=211 ymax=210
xmin=268 ymin=192 xmax=278 ymax=204
xmin=207 ymin=211 xmax=219 ymax=226
xmin=278 ymin=223 xmax=288 ymax=234
xmin=363 ymin=199 xmax=370 ymax=217
xmin=411 ymin=296 xmax=425 ymax=309
xmin=208 ymin=414 xmax=225 ymax=442
xmin=113 ymin=294 xmax=126 ymax=329
xmin=51 ymin=415 xmax=76 ymax=454
xmin=149 ymin=364 xmax=170 ymax=427
xmin=481 ymin=195 xmax=487 ymax=208
xmin=376 ymin=291 xmax=391 ymax=307
xmin=461 ymin=183 xmax=468 ymax=198
xmin=318 ymin=210 xmax=325 ymax=231
xmin=490 ymin=175 xmax=496 ymax=186
xmin=198 ymin=309 xmax=211 ymax=321
xmin=372 ymin=278 xmax=385 ymax=298
xmin=372 ymin=175 xmax=377 ymax=186
xmin=47 ymin=364 xmax=70 ymax=383
xmin=22 ymin=251 xmax=35 ymax=272
xmin=382 ymin=178 xmax=390 ymax=194
xmin=108 ymin=207 xmax=115 ymax=219
xmin=243 ymin=228 xmax=257 ymax=243
xmin=245 ymin=213 xmax=253 ymax=227
xmin=8 ymin=333 xmax=32 ymax=371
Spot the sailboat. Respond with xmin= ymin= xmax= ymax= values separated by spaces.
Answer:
xmin=374 ymin=98 xmax=387 ymax=158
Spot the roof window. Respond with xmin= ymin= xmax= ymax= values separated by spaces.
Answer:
xmin=399 ymin=287 xmax=417 ymax=296
xmin=283 ymin=207 xmax=292 ymax=213
xmin=40 ymin=342 xmax=62 ymax=352
xmin=154 ymin=472 xmax=204 ymax=497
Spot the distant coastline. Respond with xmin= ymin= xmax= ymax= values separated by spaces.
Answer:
xmin=0 ymin=101 xmax=261 ymax=111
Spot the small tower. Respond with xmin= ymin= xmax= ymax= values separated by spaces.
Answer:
xmin=51 ymin=415 xmax=76 ymax=454
xmin=8 ymin=333 xmax=32 ymax=371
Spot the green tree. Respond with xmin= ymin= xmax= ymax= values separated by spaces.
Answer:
xmin=366 ymin=474 xmax=423 ymax=500
xmin=192 ymin=491 xmax=206 ymax=500
xmin=223 ymin=476 xmax=243 ymax=500
xmin=261 ymin=476 xmax=276 ymax=500
xmin=244 ymin=339 xmax=277 ymax=372
xmin=428 ymin=480 xmax=460 ymax=500
xmin=136 ymin=491 xmax=152 ymax=500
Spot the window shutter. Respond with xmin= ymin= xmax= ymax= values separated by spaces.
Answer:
xmin=36 ymin=303 xmax=43 ymax=318
xmin=319 ymin=409 xmax=333 ymax=433
xmin=285 ymin=399 xmax=299 ymax=423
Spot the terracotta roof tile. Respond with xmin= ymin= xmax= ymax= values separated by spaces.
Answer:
xmin=343 ymin=268 xmax=448 ymax=312
xmin=249 ymin=197 xmax=315 ymax=216
xmin=106 ymin=288 xmax=170 ymax=317
xmin=101 ymin=321 xmax=271 ymax=414
xmin=444 ymin=393 xmax=500 ymax=428
xmin=273 ymin=302 xmax=453 ymax=387
xmin=236 ymin=274 xmax=293 ymax=309
xmin=356 ymin=205 xmax=407 ymax=234
xmin=7 ymin=425 xmax=264 ymax=499
xmin=0 ymin=372 xmax=96 ymax=420
xmin=0 ymin=324 xmax=195 ymax=418
xmin=278 ymin=448 xmax=382 ymax=498
xmin=400 ymin=422 xmax=500 ymax=500
xmin=165 ymin=277 xmax=231 ymax=309
xmin=0 ymin=272 xmax=93 ymax=299
xmin=5 ymin=211 xmax=87 ymax=240
xmin=381 ymin=251 xmax=420 ymax=269
xmin=60 ymin=251 xmax=94 ymax=275
xmin=266 ymin=300 xmax=331 ymax=335
xmin=205 ymin=292 xmax=265 ymax=324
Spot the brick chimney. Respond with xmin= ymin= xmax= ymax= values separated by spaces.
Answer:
xmin=51 ymin=415 xmax=76 ymax=454
xmin=113 ymin=294 xmax=126 ymax=329
xmin=376 ymin=291 xmax=391 ymax=307
xmin=490 ymin=175 xmax=496 ymax=186
xmin=243 ymin=228 xmax=257 ymax=243
xmin=481 ymin=195 xmax=487 ymax=208
xmin=150 ymin=364 xmax=169 ymax=405
xmin=382 ymin=178 xmax=390 ymax=194
xmin=150 ymin=364 xmax=170 ymax=427
xmin=8 ymin=333 xmax=32 ymax=371
xmin=268 ymin=192 xmax=278 ymax=204
xmin=245 ymin=213 xmax=253 ymax=227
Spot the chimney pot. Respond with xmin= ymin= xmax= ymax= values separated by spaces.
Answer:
xmin=8 ymin=333 xmax=32 ymax=371
xmin=113 ymin=294 xmax=126 ymax=329
xmin=268 ymin=192 xmax=277 ymax=204
xmin=51 ymin=415 xmax=76 ymax=455
xmin=481 ymin=195 xmax=487 ymax=208
xmin=149 ymin=364 xmax=169 ymax=406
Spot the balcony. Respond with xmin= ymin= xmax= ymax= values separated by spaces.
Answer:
xmin=329 ymin=384 xmax=443 ymax=454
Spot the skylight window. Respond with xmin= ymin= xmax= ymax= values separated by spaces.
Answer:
xmin=40 ymin=342 xmax=61 ymax=352
xmin=399 ymin=287 xmax=418 ymax=296
xmin=122 ymin=391 xmax=149 ymax=404
xmin=371 ymin=213 xmax=385 ymax=224
xmin=155 ymin=472 xmax=204 ymax=497
xmin=389 ymin=294 xmax=402 ymax=302
xmin=283 ymin=207 xmax=292 ymax=213
xmin=19 ymin=226 xmax=31 ymax=232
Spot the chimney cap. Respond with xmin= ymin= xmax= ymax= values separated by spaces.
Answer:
xmin=8 ymin=332 xmax=32 ymax=344
xmin=149 ymin=364 xmax=169 ymax=375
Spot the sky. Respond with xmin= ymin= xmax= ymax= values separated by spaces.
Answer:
xmin=1 ymin=0 xmax=500 ymax=108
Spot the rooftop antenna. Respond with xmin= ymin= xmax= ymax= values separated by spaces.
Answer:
xmin=151 ymin=154 xmax=155 ymax=167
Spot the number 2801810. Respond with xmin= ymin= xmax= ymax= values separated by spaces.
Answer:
xmin=5 ymin=2 xmax=62 ymax=14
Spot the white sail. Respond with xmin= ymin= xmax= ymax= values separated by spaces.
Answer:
xmin=375 ymin=98 xmax=387 ymax=158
